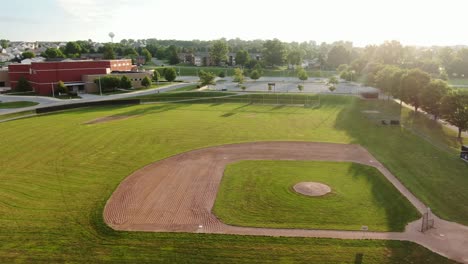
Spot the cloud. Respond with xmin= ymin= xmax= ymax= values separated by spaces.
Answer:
xmin=56 ymin=0 xmax=132 ymax=22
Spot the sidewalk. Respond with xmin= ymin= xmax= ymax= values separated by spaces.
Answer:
xmin=395 ymin=99 xmax=468 ymax=138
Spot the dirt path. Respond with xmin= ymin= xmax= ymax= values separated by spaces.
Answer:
xmin=104 ymin=142 xmax=468 ymax=263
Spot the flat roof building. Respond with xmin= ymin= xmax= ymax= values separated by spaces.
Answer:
xmin=8 ymin=59 xmax=133 ymax=95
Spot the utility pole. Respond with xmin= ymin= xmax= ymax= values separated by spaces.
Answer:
xmin=51 ymin=83 xmax=55 ymax=97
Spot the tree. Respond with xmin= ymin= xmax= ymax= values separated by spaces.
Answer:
xmin=94 ymin=76 xmax=120 ymax=92
xmin=390 ymin=69 xmax=407 ymax=105
xmin=375 ymin=65 xmax=399 ymax=99
xmin=233 ymin=68 xmax=245 ymax=84
xmin=250 ymin=70 xmax=260 ymax=81
xmin=57 ymin=80 xmax=68 ymax=94
xmin=363 ymin=63 xmax=384 ymax=87
xmin=327 ymin=76 xmax=338 ymax=92
xmin=253 ymin=63 xmax=264 ymax=75
xmin=439 ymin=70 xmax=449 ymax=81
xmin=152 ymin=70 xmax=160 ymax=82
xmin=21 ymin=51 xmax=35 ymax=59
xmin=400 ymin=69 xmax=431 ymax=112
xmin=327 ymin=45 xmax=351 ymax=69
xmin=421 ymin=79 xmax=449 ymax=120
xmin=440 ymin=91 xmax=468 ymax=138
xmin=297 ymin=84 xmax=304 ymax=92
xmin=327 ymin=76 xmax=339 ymax=86
xmin=103 ymin=44 xmax=116 ymax=59
xmin=164 ymin=68 xmax=177 ymax=82
xmin=235 ymin=49 xmax=250 ymax=67
xmin=0 ymin=39 xmax=9 ymax=48
xmin=124 ymin=47 xmax=138 ymax=57
xmin=15 ymin=76 xmax=32 ymax=92
xmin=297 ymin=68 xmax=308 ymax=82
xmin=65 ymin=42 xmax=82 ymax=57
xmin=263 ymin=39 xmax=286 ymax=66
xmin=210 ymin=40 xmax=229 ymax=66
xmin=141 ymin=76 xmax=151 ymax=88
xmin=141 ymin=48 xmax=152 ymax=64
xmin=287 ymin=49 xmax=304 ymax=66
xmin=437 ymin=47 xmax=454 ymax=69
xmin=120 ymin=76 xmax=132 ymax=89
xmin=375 ymin=40 xmax=404 ymax=65
xmin=337 ymin=64 xmax=349 ymax=73
xmin=199 ymin=70 xmax=216 ymax=87
xmin=44 ymin=48 xmax=65 ymax=59
xmin=167 ymin=45 xmax=180 ymax=65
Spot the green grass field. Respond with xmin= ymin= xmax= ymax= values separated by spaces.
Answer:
xmin=169 ymin=83 xmax=200 ymax=92
xmin=448 ymin=78 xmax=468 ymax=86
xmin=0 ymin=95 xmax=465 ymax=263
xmin=214 ymin=161 xmax=419 ymax=231
xmin=0 ymin=101 xmax=38 ymax=108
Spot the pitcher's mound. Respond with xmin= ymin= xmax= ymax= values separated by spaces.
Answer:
xmin=293 ymin=182 xmax=331 ymax=197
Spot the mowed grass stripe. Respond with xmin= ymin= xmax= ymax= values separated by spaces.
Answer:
xmin=214 ymin=161 xmax=419 ymax=231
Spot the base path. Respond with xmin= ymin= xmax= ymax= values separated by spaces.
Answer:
xmin=104 ymin=142 xmax=468 ymax=263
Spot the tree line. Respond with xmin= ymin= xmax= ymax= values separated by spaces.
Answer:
xmin=6 ymin=38 xmax=468 ymax=80
xmin=341 ymin=63 xmax=467 ymax=138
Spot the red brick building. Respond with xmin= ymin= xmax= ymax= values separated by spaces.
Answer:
xmin=8 ymin=60 xmax=133 ymax=95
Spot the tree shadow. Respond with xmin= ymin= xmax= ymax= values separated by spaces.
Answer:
xmin=347 ymin=162 xmax=420 ymax=231
xmin=220 ymin=112 xmax=236 ymax=117
xmin=333 ymin=96 xmax=468 ymax=226
xmin=354 ymin=253 xmax=363 ymax=264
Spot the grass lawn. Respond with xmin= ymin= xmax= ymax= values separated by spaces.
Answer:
xmin=170 ymin=83 xmax=200 ymax=92
xmin=448 ymin=78 xmax=468 ymax=86
xmin=0 ymin=101 xmax=38 ymax=109
xmin=0 ymin=95 xmax=465 ymax=263
xmin=0 ymin=110 xmax=35 ymax=121
xmin=214 ymin=161 xmax=420 ymax=231
xmin=132 ymin=91 xmax=236 ymax=100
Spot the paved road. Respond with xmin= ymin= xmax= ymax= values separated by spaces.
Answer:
xmin=0 ymin=82 xmax=194 ymax=115
xmin=213 ymin=77 xmax=379 ymax=94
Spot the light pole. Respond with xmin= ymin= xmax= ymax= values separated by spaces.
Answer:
xmin=51 ymin=83 xmax=55 ymax=97
xmin=98 ymin=76 xmax=103 ymax=96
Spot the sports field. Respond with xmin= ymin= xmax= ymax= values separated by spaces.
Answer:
xmin=214 ymin=161 xmax=419 ymax=231
xmin=0 ymin=94 xmax=466 ymax=263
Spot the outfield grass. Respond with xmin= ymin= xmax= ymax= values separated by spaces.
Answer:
xmin=0 ymin=95 xmax=465 ymax=263
xmin=0 ymin=101 xmax=38 ymax=108
xmin=214 ymin=161 xmax=420 ymax=231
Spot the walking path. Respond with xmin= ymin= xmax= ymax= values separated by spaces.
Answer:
xmin=396 ymin=99 xmax=468 ymax=138
xmin=104 ymin=142 xmax=468 ymax=264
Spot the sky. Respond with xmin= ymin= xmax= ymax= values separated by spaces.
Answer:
xmin=1 ymin=0 xmax=467 ymax=47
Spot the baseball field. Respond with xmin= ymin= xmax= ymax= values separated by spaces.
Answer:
xmin=0 ymin=94 xmax=466 ymax=263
